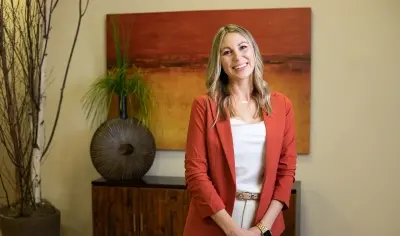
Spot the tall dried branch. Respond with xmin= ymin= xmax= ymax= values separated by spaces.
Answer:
xmin=42 ymin=0 xmax=89 ymax=158
xmin=0 ymin=0 xmax=90 ymax=217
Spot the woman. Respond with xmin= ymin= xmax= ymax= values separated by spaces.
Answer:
xmin=183 ymin=24 xmax=297 ymax=236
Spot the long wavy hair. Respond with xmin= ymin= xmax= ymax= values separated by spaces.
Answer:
xmin=206 ymin=24 xmax=272 ymax=124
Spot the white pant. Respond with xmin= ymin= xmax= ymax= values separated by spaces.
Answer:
xmin=231 ymin=199 xmax=259 ymax=229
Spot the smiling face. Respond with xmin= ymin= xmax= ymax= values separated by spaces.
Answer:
xmin=220 ymin=32 xmax=255 ymax=82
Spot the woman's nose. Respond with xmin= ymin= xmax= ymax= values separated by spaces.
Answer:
xmin=232 ymin=51 xmax=240 ymax=61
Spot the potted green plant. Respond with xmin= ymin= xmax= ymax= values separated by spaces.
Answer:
xmin=81 ymin=16 xmax=156 ymax=181
xmin=0 ymin=1 xmax=90 ymax=236
xmin=81 ymin=16 xmax=154 ymax=128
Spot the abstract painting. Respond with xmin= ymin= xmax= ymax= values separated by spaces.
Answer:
xmin=106 ymin=8 xmax=312 ymax=154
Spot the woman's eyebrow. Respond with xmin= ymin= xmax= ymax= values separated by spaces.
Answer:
xmin=220 ymin=41 xmax=248 ymax=51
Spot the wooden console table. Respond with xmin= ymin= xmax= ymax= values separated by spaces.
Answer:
xmin=91 ymin=176 xmax=301 ymax=236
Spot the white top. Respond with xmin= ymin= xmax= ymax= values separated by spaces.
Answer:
xmin=230 ymin=118 xmax=266 ymax=193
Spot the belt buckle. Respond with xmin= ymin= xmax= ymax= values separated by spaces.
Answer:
xmin=237 ymin=192 xmax=256 ymax=200
xmin=237 ymin=192 xmax=245 ymax=200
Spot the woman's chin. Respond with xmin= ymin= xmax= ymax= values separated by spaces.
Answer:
xmin=235 ymin=71 xmax=253 ymax=79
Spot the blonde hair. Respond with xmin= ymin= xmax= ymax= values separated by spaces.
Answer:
xmin=206 ymin=24 xmax=272 ymax=123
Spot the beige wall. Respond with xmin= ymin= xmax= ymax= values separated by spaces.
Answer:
xmin=39 ymin=0 xmax=400 ymax=236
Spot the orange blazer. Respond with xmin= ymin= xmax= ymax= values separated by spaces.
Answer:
xmin=183 ymin=92 xmax=297 ymax=236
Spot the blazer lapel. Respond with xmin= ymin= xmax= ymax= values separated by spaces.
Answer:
xmin=215 ymin=117 xmax=236 ymax=184
xmin=262 ymin=110 xmax=273 ymax=183
xmin=207 ymin=99 xmax=236 ymax=184
xmin=255 ymin=108 xmax=274 ymax=222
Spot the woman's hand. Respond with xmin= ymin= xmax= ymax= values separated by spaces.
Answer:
xmin=227 ymin=227 xmax=261 ymax=236
xmin=248 ymin=226 xmax=262 ymax=235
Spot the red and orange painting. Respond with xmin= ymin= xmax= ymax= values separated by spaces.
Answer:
xmin=106 ymin=8 xmax=312 ymax=154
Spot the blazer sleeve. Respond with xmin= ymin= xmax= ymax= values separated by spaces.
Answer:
xmin=272 ymin=95 xmax=297 ymax=210
xmin=184 ymin=97 xmax=226 ymax=218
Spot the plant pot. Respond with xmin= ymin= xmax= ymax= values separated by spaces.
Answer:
xmin=0 ymin=208 xmax=60 ymax=236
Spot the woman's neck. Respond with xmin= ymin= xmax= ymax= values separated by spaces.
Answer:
xmin=229 ymin=79 xmax=253 ymax=103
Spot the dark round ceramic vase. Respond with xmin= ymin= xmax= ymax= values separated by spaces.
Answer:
xmin=90 ymin=117 xmax=156 ymax=180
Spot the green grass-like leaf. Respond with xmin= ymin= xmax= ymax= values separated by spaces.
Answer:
xmin=81 ymin=15 xmax=154 ymax=128
xmin=81 ymin=70 xmax=117 ymax=128
xmin=125 ymin=69 xmax=154 ymax=126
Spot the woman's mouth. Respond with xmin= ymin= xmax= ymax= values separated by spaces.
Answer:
xmin=233 ymin=63 xmax=248 ymax=70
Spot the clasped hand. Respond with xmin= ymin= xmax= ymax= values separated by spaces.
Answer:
xmin=228 ymin=226 xmax=262 ymax=236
